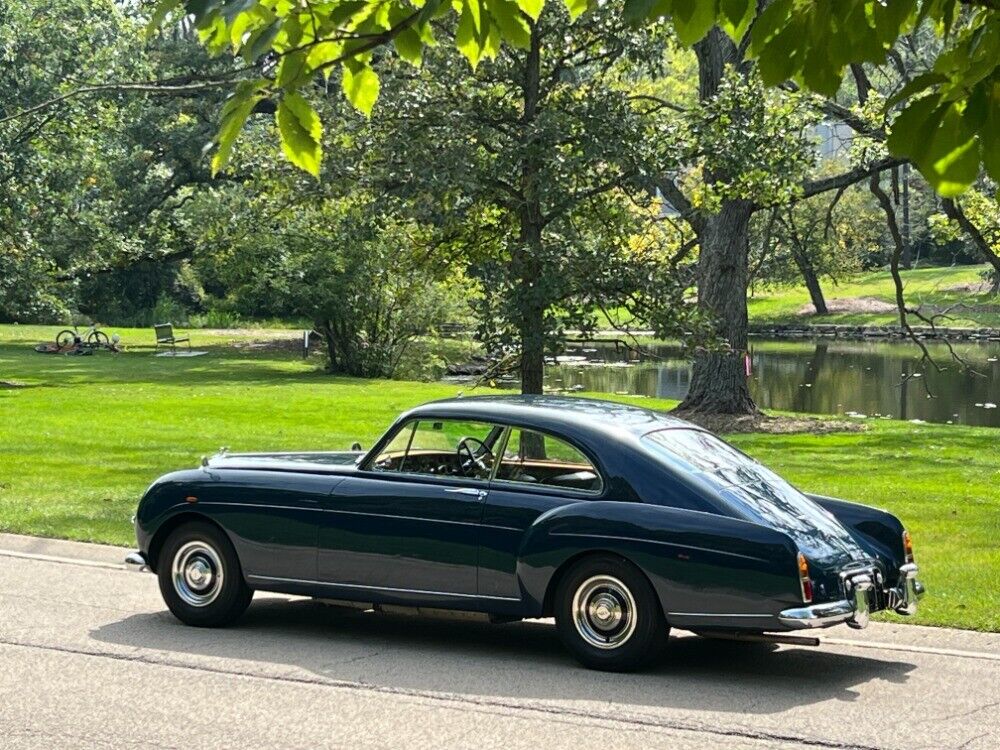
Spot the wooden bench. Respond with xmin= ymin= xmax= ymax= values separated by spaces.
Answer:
xmin=154 ymin=323 xmax=190 ymax=354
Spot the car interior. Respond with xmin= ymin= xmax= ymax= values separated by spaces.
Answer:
xmin=369 ymin=419 xmax=602 ymax=492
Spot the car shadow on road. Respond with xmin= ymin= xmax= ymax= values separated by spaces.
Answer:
xmin=91 ymin=595 xmax=916 ymax=714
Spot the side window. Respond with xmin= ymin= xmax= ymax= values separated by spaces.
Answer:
xmin=496 ymin=429 xmax=602 ymax=493
xmin=369 ymin=419 xmax=503 ymax=480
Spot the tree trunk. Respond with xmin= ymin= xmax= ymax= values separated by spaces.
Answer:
xmin=941 ymin=198 xmax=1000 ymax=294
xmin=516 ymin=23 xmax=546 ymax=396
xmin=678 ymin=200 xmax=757 ymax=414
xmin=792 ymin=248 xmax=828 ymax=314
xmin=677 ymin=28 xmax=758 ymax=415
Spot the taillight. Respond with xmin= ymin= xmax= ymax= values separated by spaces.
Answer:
xmin=902 ymin=530 xmax=914 ymax=564
xmin=797 ymin=552 xmax=813 ymax=603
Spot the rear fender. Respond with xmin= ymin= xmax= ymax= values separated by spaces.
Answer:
xmin=808 ymin=494 xmax=908 ymax=578
xmin=515 ymin=501 xmax=802 ymax=621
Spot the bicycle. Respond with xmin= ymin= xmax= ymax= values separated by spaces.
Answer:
xmin=56 ymin=323 xmax=111 ymax=350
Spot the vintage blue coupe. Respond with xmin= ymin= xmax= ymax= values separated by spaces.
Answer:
xmin=127 ymin=396 xmax=924 ymax=670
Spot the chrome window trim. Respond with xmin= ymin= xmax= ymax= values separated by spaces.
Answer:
xmin=489 ymin=425 xmax=606 ymax=496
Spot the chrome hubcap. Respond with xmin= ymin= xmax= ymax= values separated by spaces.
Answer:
xmin=572 ymin=575 xmax=637 ymax=650
xmin=172 ymin=541 xmax=224 ymax=607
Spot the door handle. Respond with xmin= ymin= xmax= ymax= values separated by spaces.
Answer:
xmin=445 ymin=487 xmax=487 ymax=499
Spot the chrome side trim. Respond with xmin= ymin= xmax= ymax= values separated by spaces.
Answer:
xmin=667 ymin=612 xmax=773 ymax=619
xmin=200 ymin=502 xmax=521 ymax=533
xmin=246 ymin=574 xmax=521 ymax=602
xmin=124 ymin=552 xmax=150 ymax=573
xmin=549 ymin=533 xmax=769 ymax=564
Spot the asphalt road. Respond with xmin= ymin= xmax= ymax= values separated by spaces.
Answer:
xmin=1 ymin=533 xmax=998 ymax=750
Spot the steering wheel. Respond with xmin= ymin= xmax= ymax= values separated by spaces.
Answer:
xmin=456 ymin=436 xmax=493 ymax=477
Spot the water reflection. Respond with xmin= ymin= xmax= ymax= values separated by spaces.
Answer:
xmin=543 ymin=338 xmax=1000 ymax=428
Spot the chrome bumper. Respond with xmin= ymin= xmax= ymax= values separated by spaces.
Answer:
xmin=124 ymin=551 xmax=150 ymax=572
xmin=779 ymin=563 xmax=924 ymax=630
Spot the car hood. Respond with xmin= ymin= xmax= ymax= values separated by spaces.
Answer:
xmin=716 ymin=480 xmax=871 ymax=570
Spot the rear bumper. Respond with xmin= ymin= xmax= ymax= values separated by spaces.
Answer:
xmin=779 ymin=563 xmax=924 ymax=630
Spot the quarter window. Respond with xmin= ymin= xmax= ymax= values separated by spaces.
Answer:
xmin=495 ymin=429 xmax=602 ymax=493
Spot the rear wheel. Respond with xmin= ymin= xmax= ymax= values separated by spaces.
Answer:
xmin=157 ymin=521 xmax=252 ymax=627
xmin=56 ymin=329 xmax=76 ymax=348
xmin=87 ymin=330 xmax=110 ymax=348
xmin=554 ymin=555 xmax=668 ymax=671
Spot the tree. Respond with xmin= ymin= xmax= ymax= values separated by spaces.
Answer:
xmin=332 ymin=4 xmax=701 ymax=393
xmin=138 ymin=0 xmax=1000 ymax=195
xmin=208 ymin=187 xmax=460 ymax=377
xmin=0 ymin=0 xmax=248 ymax=323
xmin=930 ymin=186 xmax=1000 ymax=292
xmin=752 ymin=184 xmax=885 ymax=315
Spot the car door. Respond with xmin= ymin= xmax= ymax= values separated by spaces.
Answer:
xmin=316 ymin=418 xmax=503 ymax=600
xmin=479 ymin=427 xmax=605 ymax=600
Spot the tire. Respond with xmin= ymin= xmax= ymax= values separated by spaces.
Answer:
xmin=554 ymin=554 xmax=668 ymax=672
xmin=87 ymin=330 xmax=110 ymax=347
xmin=56 ymin=329 xmax=76 ymax=348
xmin=157 ymin=521 xmax=253 ymax=627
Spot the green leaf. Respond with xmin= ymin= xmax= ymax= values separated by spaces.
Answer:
xmin=212 ymin=79 xmax=267 ymax=175
xmin=749 ymin=0 xmax=792 ymax=52
xmin=456 ymin=0 xmax=485 ymax=68
xmin=488 ymin=0 xmax=531 ymax=48
xmin=801 ymin=33 xmax=841 ymax=96
xmin=466 ymin=0 xmax=483 ymax=33
xmin=885 ymin=72 xmax=949 ymax=109
xmin=342 ymin=59 xmax=380 ymax=116
xmin=565 ymin=0 xmax=590 ymax=21
xmin=220 ymin=0 xmax=257 ymax=23
xmin=672 ymin=0 xmax=717 ymax=46
xmin=623 ymin=0 xmax=657 ymax=27
xmin=305 ymin=40 xmax=345 ymax=72
xmin=277 ymin=50 xmax=309 ymax=87
xmin=518 ymin=0 xmax=543 ymax=21
xmin=276 ymin=91 xmax=323 ymax=177
xmin=756 ymin=22 xmax=801 ymax=85
xmin=145 ymin=0 xmax=182 ymax=38
xmin=982 ymin=83 xmax=1000 ymax=182
xmin=241 ymin=19 xmax=281 ymax=62
xmin=720 ymin=0 xmax=749 ymax=27
xmin=394 ymin=26 xmax=424 ymax=65
xmin=719 ymin=0 xmax=752 ymax=41
xmin=887 ymin=94 xmax=945 ymax=162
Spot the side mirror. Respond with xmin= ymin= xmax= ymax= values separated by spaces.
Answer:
xmin=351 ymin=442 xmax=363 ymax=451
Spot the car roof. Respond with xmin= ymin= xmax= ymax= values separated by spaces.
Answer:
xmin=401 ymin=395 xmax=700 ymax=440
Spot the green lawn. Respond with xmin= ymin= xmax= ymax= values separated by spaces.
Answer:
xmin=748 ymin=264 xmax=998 ymax=327
xmin=1 ymin=323 xmax=997 ymax=631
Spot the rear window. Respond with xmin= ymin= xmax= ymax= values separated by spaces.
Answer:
xmin=641 ymin=429 xmax=838 ymax=532
xmin=641 ymin=429 xmax=777 ymax=488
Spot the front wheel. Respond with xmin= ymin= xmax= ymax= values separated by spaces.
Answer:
xmin=56 ymin=329 xmax=76 ymax=348
xmin=157 ymin=521 xmax=252 ymax=627
xmin=554 ymin=555 xmax=668 ymax=671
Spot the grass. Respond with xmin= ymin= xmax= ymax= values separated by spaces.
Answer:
xmin=1 ymin=323 xmax=998 ymax=631
xmin=748 ymin=264 xmax=999 ymax=327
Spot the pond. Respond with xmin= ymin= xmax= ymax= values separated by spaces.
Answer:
xmin=541 ymin=338 xmax=1000 ymax=428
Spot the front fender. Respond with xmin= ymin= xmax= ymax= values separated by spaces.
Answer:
xmin=515 ymin=501 xmax=803 ymax=622
xmin=134 ymin=469 xmax=222 ymax=569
